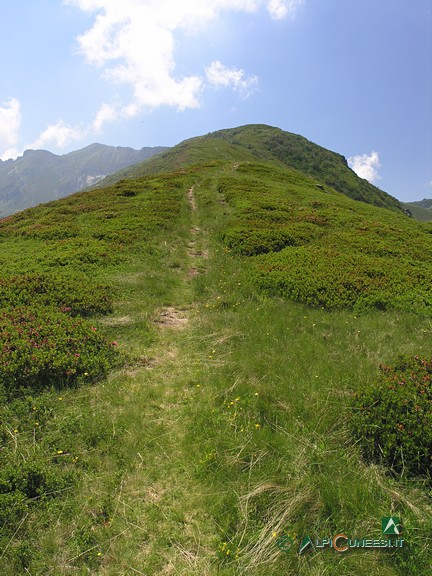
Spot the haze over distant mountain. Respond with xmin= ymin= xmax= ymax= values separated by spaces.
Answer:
xmin=0 ymin=143 xmax=167 ymax=216
xmin=401 ymin=198 xmax=432 ymax=222
xmin=408 ymin=198 xmax=432 ymax=209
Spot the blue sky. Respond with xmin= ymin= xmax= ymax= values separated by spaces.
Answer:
xmin=0 ymin=0 xmax=430 ymax=202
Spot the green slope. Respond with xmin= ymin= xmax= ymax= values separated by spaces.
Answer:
xmin=403 ymin=202 xmax=432 ymax=222
xmin=99 ymin=124 xmax=407 ymax=216
xmin=97 ymin=136 xmax=263 ymax=182
xmin=0 ymin=145 xmax=431 ymax=574
xmin=211 ymin=125 xmax=408 ymax=214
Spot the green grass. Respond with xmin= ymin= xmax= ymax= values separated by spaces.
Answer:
xmin=0 ymin=156 xmax=431 ymax=574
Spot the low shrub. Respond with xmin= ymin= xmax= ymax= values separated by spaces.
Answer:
xmin=0 ymin=273 xmax=113 ymax=316
xmin=249 ymin=246 xmax=432 ymax=313
xmin=19 ymin=223 xmax=79 ymax=240
xmin=44 ymin=238 xmax=125 ymax=269
xmin=0 ymin=459 xmax=75 ymax=532
xmin=351 ymin=355 xmax=432 ymax=479
xmin=0 ymin=460 xmax=73 ymax=501
xmin=222 ymin=227 xmax=298 ymax=256
xmin=0 ymin=306 xmax=121 ymax=397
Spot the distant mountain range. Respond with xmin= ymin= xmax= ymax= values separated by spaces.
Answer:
xmin=0 ymin=143 xmax=167 ymax=215
xmin=409 ymin=198 xmax=432 ymax=209
xmin=402 ymin=199 xmax=432 ymax=222
xmin=1 ymin=127 xmax=427 ymax=220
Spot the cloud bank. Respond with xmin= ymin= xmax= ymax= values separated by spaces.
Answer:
xmin=1 ymin=1 xmax=304 ymax=157
xmin=0 ymin=98 xmax=21 ymax=160
xmin=64 ymin=0 xmax=304 ymax=132
xmin=29 ymin=121 xmax=85 ymax=151
xmin=348 ymin=151 xmax=381 ymax=183
xmin=206 ymin=61 xmax=258 ymax=98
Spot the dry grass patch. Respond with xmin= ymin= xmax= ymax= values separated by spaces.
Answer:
xmin=154 ymin=307 xmax=189 ymax=328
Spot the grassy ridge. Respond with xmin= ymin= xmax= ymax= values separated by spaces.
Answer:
xmin=97 ymin=124 xmax=407 ymax=216
xmin=98 ymin=140 xmax=261 ymax=186
xmin=0 ymin=157 xmax=430 ymax=574
xmin=210 ymin=125 xmax=407 ymax=214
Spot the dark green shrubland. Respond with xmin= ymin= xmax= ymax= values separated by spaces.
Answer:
xmin=351 ymin=355 xmax=432 ymax=480
xmin=217 ymin=163 xmax=432 ymax=314
xmin=0 ymin=306 xmax=120 ymax=398
xmin=0 ymin=273 xmax=113 ymax=316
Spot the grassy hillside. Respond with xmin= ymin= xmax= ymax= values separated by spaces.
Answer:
xmin=99 ymin=125 xmax=408 ymax=216
xmin=0 ymin=146 xmax=431 ymax=574
xmin=217 ymin=162 xmax=432 ymax=313
xmin=97 ymin=137 xmax=263 ymax=183
xmin=210 ymin=125 xmax=408 ymax=214
xmin=403 ymin=202 xmax=432 ymax=222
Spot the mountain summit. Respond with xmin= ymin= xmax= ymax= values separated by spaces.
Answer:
xmin=99 ymin=124 xmax=408 ymax=215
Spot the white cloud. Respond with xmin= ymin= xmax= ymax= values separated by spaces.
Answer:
xmin=64 ymin=0 xmax=304 ymax=131
xmin=0 ymin=98 xmax=21 ymax=160
xmin=267 ymin=0 xmax=304 ymax=20
xmin=0 ymin=100 xmax=84 ymax=157
xmin=206 ymin=60 xmax=258 ymax=98
xmin=28 ymin=121 xmax=85 ymax=150
xmin=348 ymin=151 xmax=381 ymax=183
xmin=0 ymin=1 xmax=304 ymax=154
xmin=92 ymin=102 xmax=120 ymax=132
xmin=65 ymin=0 xmax=208 ymax=119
